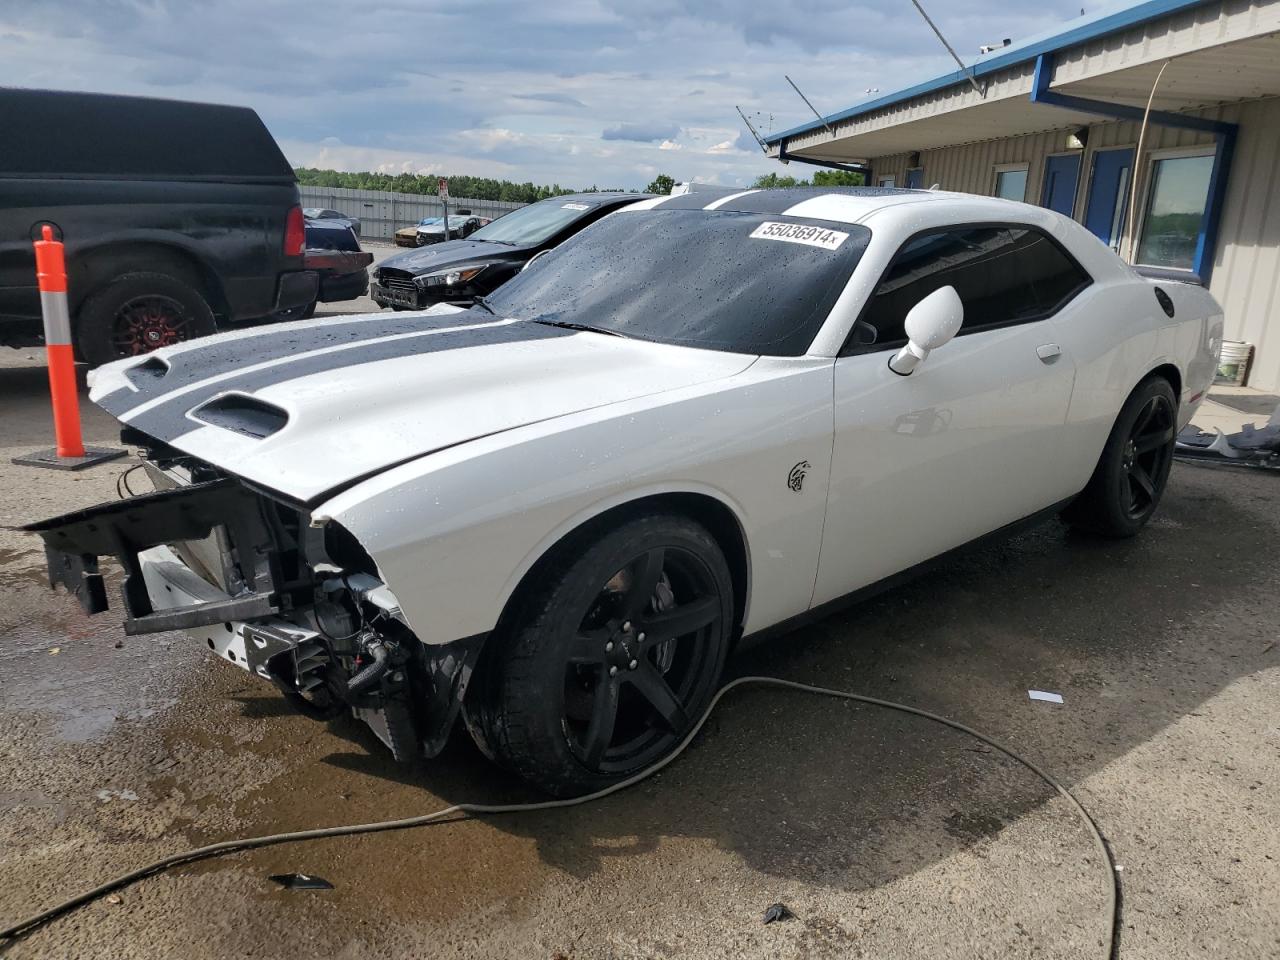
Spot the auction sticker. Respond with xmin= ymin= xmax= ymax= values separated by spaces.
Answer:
xmin=562 ymin=202 xmax=591 ymax=210
xmin=749 ymin=221 xmax=848 ymax=250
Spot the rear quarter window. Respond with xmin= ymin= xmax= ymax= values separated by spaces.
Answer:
xmin=849 ymin=225 xmax=1092 ymax=353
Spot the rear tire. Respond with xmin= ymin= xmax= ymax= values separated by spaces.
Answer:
xmin=1062 ymin=376 xmax=1178 ymax=538
xmin=77 ymin=272 xmax=217 ymax=366
xmin=471 ymin=513 xmax=733 ymax=796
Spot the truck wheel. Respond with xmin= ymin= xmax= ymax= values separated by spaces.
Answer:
xmin=472 ymin=513 xmax=733 ymax=796
xmin=77 ymin=272 xmax=217 ymax=366
xmin=1062 ymin=376 xmax=1178 ymax=538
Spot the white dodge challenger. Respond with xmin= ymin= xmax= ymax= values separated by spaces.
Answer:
xmin=29 ymin=187 xmax=1223 ymax=795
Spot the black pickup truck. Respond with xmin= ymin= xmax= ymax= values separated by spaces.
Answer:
xmin=0 ymin=89 xmax=317 ymax=365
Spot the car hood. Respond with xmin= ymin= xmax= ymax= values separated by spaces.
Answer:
xmin=377 ymin=240 xmax=527 ymax=275
xmin=88 ymin=307 xmax=755 ymax=504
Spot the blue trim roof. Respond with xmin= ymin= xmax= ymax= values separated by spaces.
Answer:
xmin=765 ymin=0 xmax=1213 ymax=144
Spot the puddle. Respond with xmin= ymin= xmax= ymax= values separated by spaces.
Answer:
xmin=0 ymin=605 xmax=196 ymax=743
xmin=0 ymin=546 xmax=49 ymax=588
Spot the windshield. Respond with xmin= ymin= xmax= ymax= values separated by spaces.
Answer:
xmin=483 ymin=209 xmax=870 ymax=356
xmin=470 ymin=198 xmax=602 ymax=245
xmin=417 ymin=217 xmax=442 ymax=226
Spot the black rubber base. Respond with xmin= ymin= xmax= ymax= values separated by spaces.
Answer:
xmin=12 ymin=447 xmax=127 ymax=471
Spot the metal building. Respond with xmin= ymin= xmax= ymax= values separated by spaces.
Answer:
xmin=765 ymin=0 xmax=1280 ymax=390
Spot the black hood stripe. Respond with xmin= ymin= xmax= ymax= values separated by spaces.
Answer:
xmin=120 ymin=320 xmax=574 ymax=441
xmin=96 ymin=309 xmax=494 ymax=415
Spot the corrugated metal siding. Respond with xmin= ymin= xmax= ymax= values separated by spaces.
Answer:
xmin=1207 ymin=97 xmax=1280 ymax=390
xmin=779 ymin=1 xmax=1280 ymax=154
xmin=867 ymin=96 xmax=1280 ymax=389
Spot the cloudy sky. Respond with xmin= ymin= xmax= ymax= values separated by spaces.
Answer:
xmin=1 ymin=0 xmax=1109 ymax=190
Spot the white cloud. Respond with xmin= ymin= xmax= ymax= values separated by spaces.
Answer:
xmin=0 ymin=0 xmax=1105 ymax=190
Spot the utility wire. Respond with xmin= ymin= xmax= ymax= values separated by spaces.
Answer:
xmin=1123 ymin=58 xmax=1173 ymax=262
xmin=0 ymin=676 xmax=1119 ymax=958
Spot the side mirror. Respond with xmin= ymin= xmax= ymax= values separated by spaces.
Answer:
xmin=888 ymin=285 xmax=963 ymax=376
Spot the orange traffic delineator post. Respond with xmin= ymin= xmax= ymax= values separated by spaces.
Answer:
xmin=13 ymin=225 xmax=125 ymax=471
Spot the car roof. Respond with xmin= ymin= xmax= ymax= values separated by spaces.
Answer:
xmin=625 ymin=186 xmax=1053 ymax=226
xmin=544 ymin=191 xmax=654 ymax=206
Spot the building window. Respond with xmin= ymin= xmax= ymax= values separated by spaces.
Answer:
xmin=994 ymin=165 xmax=1029 ymax=201
xmin=878 ymin=175 xmax=896 ymax=187
xmin=1136 ymin=151 xmax=1215 ymax=272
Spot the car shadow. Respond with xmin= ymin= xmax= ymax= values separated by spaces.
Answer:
xmin=285 ymin=463 xmax=1277 ymax=897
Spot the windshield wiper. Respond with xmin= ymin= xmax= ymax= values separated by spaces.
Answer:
xmin=532 ymin=319 xmax=625 ymax=338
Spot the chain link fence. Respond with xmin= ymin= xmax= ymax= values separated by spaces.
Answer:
xmin=299 ymin=186 xmax=526 ymax=242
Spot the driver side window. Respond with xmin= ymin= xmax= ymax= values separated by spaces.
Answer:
xmin=846 ymin=225 xmax=1091 ymax=353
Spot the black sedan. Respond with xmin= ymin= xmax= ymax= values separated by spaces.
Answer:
xmin=370 ymin=192 xmax=647 ymax=311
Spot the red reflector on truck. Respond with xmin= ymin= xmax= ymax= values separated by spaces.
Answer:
xmin=284 ymin=205 xmax=305 ymax=257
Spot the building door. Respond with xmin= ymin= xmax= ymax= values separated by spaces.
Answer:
xmin=1083 ymin=147 xmax=1134 ymax=251
xmin=905 ymin=168 xmax=924 ymax=189
xmin=1041 ymin=154 xmax=1081 ymax=216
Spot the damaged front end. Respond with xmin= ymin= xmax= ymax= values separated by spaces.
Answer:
xmin=23 ymin=437 xmax=482 ymax=762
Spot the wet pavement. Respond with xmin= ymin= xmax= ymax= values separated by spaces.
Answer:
xmin=1 ymin=347 xmax=1277 ymax=959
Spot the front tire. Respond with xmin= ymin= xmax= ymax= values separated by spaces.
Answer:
xmin=472 ymin=513 xmax=733 ymax=796
xmin=1063 ymin=376 xmax=1178 ymax=537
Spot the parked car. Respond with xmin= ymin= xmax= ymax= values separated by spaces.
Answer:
xmin=0 ymin=88 xmax=316 ymax=365
xmin=394 ymin=225 xmax=421 ymax=247
xmin=371 ymin=192 xmax=647 ymax=311
xmin=271 ymin=218 xmax=373 ymax=321
xmin=303 ymin=207 xmax=361 ymax=237
xmin=415 ymin=214 xmax=483 ymax=245
xmin=26 ymin=188 xmax=1222 ymax=797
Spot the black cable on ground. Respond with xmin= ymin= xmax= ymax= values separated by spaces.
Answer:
xmin=0 ymin=676 xmax=1120 ymax=956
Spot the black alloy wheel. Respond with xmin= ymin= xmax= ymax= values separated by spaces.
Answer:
xmin=1119 ymin=392 xmax=1176 ymax=520
xmin=562 ymin=546 xmax=725 ymax=774
xmin=1063 ymin=375 xmax=1178 ymax=537
xmin=470 ymin=513 xmax=733 ymax=796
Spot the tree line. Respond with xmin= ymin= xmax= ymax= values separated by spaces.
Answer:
xmin=643 ymin=170 xmax=865 ymax=195
xmin=295 ymin=168 xmax=631 ymax=203
xmin=750 ymin=170 xmax=865 ymax=188
xmin=293 ymin=167 xmax=864 ymax=201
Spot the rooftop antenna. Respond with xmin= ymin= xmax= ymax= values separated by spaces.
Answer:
xmin=784 ymin=75 xmax=833 ymax=133
xmin=735 ymin=105 xmax=769 ymax=153
xmin=907 ymin=0 xmax=985 ymax=97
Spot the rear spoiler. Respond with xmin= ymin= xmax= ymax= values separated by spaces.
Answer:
xmin=22 ymin=479 xmax=283 ymax=635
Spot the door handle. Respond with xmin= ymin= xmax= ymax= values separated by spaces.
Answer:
xmin=1037 ymin=343 xmax=1062 ymax=363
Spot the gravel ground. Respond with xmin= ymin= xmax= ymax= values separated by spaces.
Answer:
xmin=0 ymin=330 xmax=1276 ymax=960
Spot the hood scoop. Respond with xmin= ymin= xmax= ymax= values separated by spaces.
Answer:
xmin=191 ymin=394 xmax=289 ymax=439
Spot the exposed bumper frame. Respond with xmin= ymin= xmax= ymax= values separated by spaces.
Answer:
xmin=23 ymin=478 xmax=284 ymax=636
